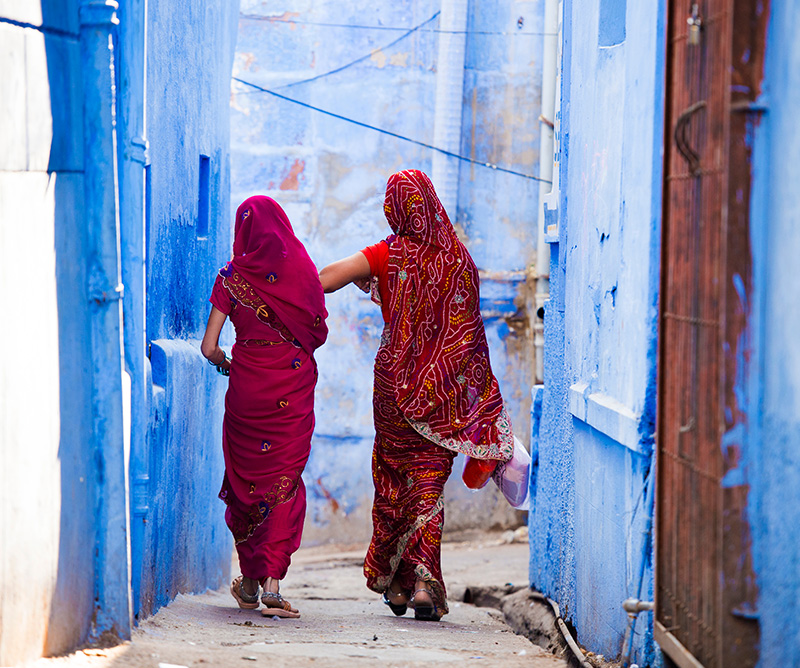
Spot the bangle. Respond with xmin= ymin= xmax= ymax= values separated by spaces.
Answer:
xmin=207 ymin=351 xmax=228 ymax=366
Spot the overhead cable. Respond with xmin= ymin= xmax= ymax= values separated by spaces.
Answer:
xmin=231 ymin=77 xmax=551 ymax=184
xmin=239 ymin=13 xmax=555 ymax=36
xmin=271 ymin=11 xmax=440 ymax=91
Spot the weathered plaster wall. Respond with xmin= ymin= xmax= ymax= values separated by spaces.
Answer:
xmin=0 ymin=3 xmax=102 ymax=662
xmin=231 ymin=0 xmax=543 ymax=544
xmin=135 ymin=0 xmax=240 ymax=619
xmin=140 ymin=340 xmax=230 ymax=616
xmin=531 ymin=0 xmax=663 ymax=663
xmin=749 ymin=3 xmax=800 ymax=665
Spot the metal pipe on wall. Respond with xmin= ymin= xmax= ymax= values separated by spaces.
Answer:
xmin=115 ymin=0 xmax=149 ymax=619
xmin=431 ymin=0 xmax=468 ymax=219
xmin=79 ymin=0 xmax=132 ymax=639
xmin=534 ymin=0 xmax=560 ymax=383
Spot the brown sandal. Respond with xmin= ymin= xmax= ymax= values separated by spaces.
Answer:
xmin=230 ymin=576 xmax=260 ymax=609
xmin=260 ymin=590 xmax=300 ymax=618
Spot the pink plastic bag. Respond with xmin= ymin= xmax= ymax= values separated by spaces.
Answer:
xmin=491 ymin=437 xmax=531 ymax=509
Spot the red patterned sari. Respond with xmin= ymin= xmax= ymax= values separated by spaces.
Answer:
xmin=211 ymin=196 xmax=327 ymax=582
xmin=363 ymin=171 xmax=513 ymax=615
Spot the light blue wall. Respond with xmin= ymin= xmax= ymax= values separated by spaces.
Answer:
xmin=749 ymin=2 xmax=800 ymax=665
xmin=531 ymin=0 xmax=663 ymax=663
xmin=460 ymin=0 xmax=544 ymax=445
xmin=458 ymin=0 xmax=542 ymax=273
xmin=231 ymin=0 xmax=544 ymax=543
xmin=232 ymin=0 xmax=439 ymax=540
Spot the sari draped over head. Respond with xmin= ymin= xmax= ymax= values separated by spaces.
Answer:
xmin=213 ymin=196 xmax=327 ymax=581
xmin=381 ymin=169 xmax=513 ymax=462
xmin=364 ymin=170 xmax=513 ymax=617
xmin=229 ymin=196 xmax=328 ymax=355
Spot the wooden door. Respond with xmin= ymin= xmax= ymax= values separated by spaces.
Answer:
xmin=656 ymin=0 xmax=768 ymax=666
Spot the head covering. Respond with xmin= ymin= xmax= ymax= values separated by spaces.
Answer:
xmin=381 ymin=170 xmax=513 ymax=461
xmin=227 ymin=196 xmax=327 ymax=354
xmin=383 ymin=170 xmax=457 ymax=252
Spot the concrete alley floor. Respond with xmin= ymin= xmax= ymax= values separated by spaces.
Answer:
xmin=31 ymin=532 xmax=568 ymax=668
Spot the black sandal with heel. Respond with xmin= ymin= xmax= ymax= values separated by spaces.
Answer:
xmin=382 ymin=590 xmax=408 ymax=616
xmin=410 ymin=587 xmax=441 ymax=622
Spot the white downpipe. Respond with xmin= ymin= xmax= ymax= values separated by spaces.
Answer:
xmin=534 ymin=0 xmax=560 ymax=383
xmin=432 ymin=0 xmax=469 ymax=219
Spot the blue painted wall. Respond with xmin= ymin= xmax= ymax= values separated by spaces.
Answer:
xmin=134 ymin=0 xmax=240 ymax=619
xmin=231 ymin=0 xmax=544 ymax=543
xmin=748 ymin=3 xmax=800 ymax=665
xmin=0 ymin=0 xmax=240 ymax=661
xmin=530 ymin=0 xmax=664 ymax=664
xmin=1 ymin=0 xmax=128 ymax=659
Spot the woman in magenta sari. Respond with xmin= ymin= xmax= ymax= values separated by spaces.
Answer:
xmin=202 ymin=196 xmax=327 ymax=618
xmin=319 ymin=170 xmax=513 ymax=621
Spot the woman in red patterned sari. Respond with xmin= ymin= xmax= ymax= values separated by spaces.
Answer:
xmin=202 ymin=196 xmax=327 ymax=618
xmin=319 ymin=170 xmax=513 ymax=621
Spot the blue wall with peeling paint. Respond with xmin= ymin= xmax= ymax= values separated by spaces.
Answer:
xmin=747 ymin=3 xmax=800 ymax=665
xmin=530 ymin=0 xmax=664 ymax=664
xmin=133 ymin=0 xmax=240 ymax=620
xmin=231 ymin=0 xmax=545 ymax=542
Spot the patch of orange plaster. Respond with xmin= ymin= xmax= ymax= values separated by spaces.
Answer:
xmin=241 ymin=52 xmax=257 ymax=71
xmin=279 ymin=159 xmax=305 ymax=191
xmin=270 ymin=11 xmax=300 ymax=23
xmin=389 ymin=52 xmax=410 ymax=67
xmin=370 ymin=49 xmax=387 ymax=68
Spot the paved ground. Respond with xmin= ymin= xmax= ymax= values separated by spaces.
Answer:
xmin=30 ymin=532 xmax=568 ymax=668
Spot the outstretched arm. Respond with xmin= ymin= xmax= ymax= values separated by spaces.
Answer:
xmin=319 ymin=251 xmax=371 ymax=293
xmin=201 ymin=306 xmax=231 ymax=371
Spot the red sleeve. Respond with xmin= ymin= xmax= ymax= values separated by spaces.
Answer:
xmin=209 ymin=273 xmax=232 ymax=315
xmin=360 ymin=239 xmax=389 ymax=277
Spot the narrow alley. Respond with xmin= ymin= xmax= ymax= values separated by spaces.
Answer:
xmin=5 ymin=1 xmax=800 ymax=667
xmin=29 ymin=534 xmax=569 ymax=668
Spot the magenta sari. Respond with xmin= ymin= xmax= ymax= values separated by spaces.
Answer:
xmin=210 ymin=196 xmax=327 ymax=581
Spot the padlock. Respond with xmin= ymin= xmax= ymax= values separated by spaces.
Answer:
xmin=687 ymin=3 xmax=702 ymax=46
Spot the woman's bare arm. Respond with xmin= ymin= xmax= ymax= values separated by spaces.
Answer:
xmin=318 ymin=251 xmax=371 ymax=293
xmin=201 ymin=306 xmax=231 ymax=370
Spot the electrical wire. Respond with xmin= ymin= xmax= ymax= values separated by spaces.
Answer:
xmin=240 ymin=13 xmax=556 ymax=36
xmin=270 ymin=11 xmax=440 ymax=91
xmin=0 ymin=15 xmax=79 ymax=40
xmin=232 ymin=76 xmax=550 ymax=184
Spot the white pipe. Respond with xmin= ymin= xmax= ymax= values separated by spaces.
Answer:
xmin=533 ymin=0 xmax=560 ymax=383
xmin=432 ymin=0 xmax=469 ymax=218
